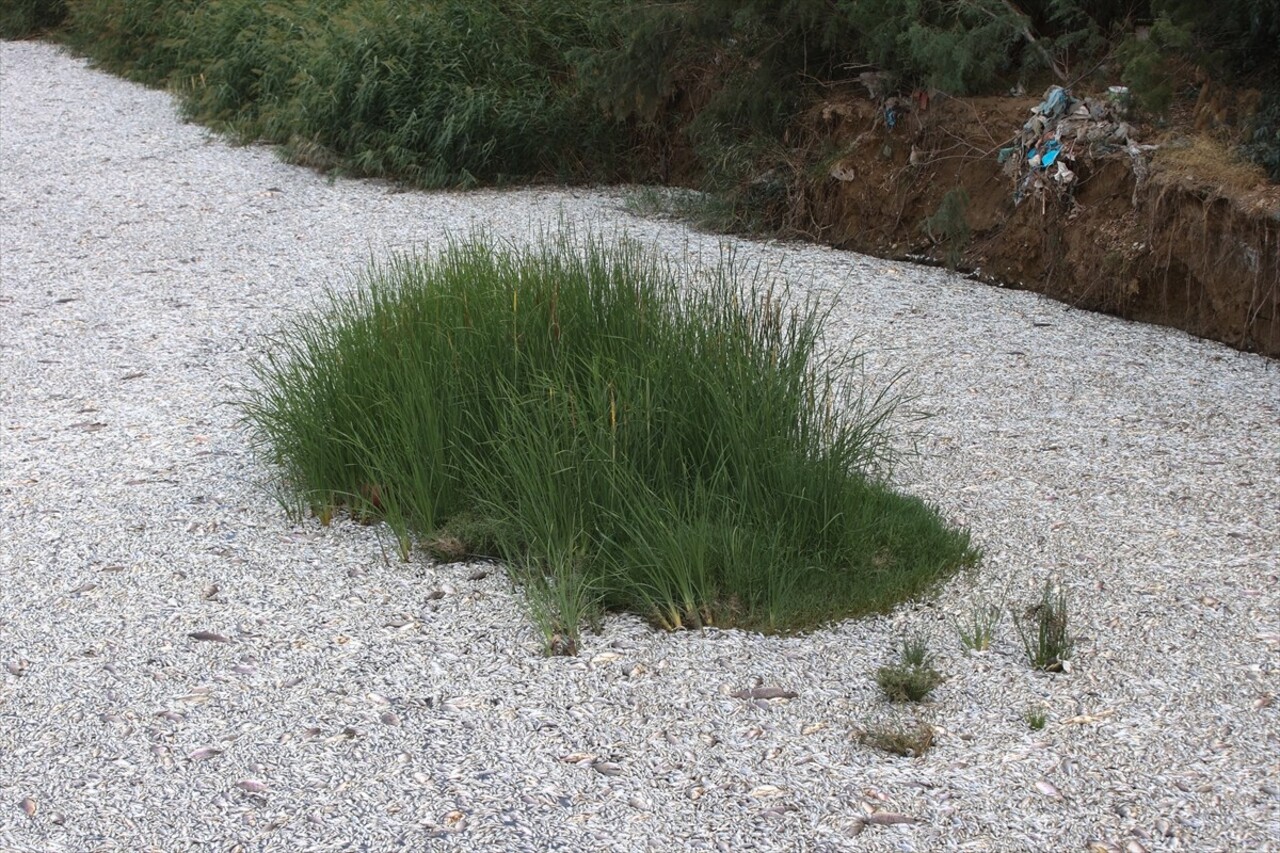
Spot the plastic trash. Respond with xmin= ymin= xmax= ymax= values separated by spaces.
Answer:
xmin=1045 ymin=86 xmax=1068 ymax=115
xmin=1005 ymin=84 xmax=1143 ymax=207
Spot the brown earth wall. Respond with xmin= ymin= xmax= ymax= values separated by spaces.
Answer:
xmin=802 ymin=94 xmax=1280 ymax=357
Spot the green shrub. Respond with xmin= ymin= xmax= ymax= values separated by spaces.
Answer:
xmin=1244 ymin=90 xmax=1280 ymax=183
xmin=876 ymin=633 xmax=943 ymax=702
xmin=61 ymin=0 xmax=197 ymax=83
xmin=60 ymin=0 xmax=631 ymax=187
xmin=0 ymin=0 xmax=66 ymax=39
xmin=244 ymin=231 xmax=977 ymax=645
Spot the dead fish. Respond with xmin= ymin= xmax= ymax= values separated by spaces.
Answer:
xmin=731 ymin=686 xmax=798 ymax=701
xmin=280 ymin=675 xmax=303 ymax=689
xmin=380 ymin=711 xmax=401 ymax=727
xmin=591 ymin=761 xmax=624 ymax=777
xmin=202 ymin=584 xmax=220 ymax=600
xmin=763 ymin=804 xmax=799 ymax=817
xmin=188 ymin=631 xmax=233 ymax=644
xmin=5 ymin=659 xmax=28 ymax=677
xmin=69 ymin=582 xmax=98 ymax=595
xmin=235 ymin=780 xmax=269 ymax=794
xmin=862 ymin=812 xmax=918 ymax=826
xmin=19 ymin=797 xmax=36 ymax=817
xmin=750 ymin=785 xmax=785 ymax=798
xmin=1035 ymin=779 xmax=1065 ymax=800
xmin=187 ymin=746 xmax=223 ymax=762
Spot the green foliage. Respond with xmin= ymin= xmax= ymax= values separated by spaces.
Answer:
xmin=1117 ymin=1 xmax=1280 ymax=116
xmin=244 ymin=231 xmax=977 ymax=643
xmin=1116 ymin=13 xmax=1193 ymax=115
xmin=956 ymin=601 xmax=1001 ymax=652
xmin=1244 ymin=90 xmax=1280 ymax=183
xmin=1155 ymin=0 xmax=1280 ymax=76
xmin=858 ymin=720 xmax=935 ymax=756
xmin=1014 ymin=581 xmax=1075 ymax=671
xmin=876 ymin=633 xmax=943 ymax=702
xmin=62 ymin=0 xmax=196 ymax=82
xmin=923 ymin=187 xmax=972 ymax=271
xmin=60 ymin=0 xmax=630 ymax=187
xmin=1025 ymin=705 xmax=1048 ymax=730
xmin=0 ymin=0 xmax=66 ymax=39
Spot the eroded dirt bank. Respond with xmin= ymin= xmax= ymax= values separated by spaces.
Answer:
xmin=797 ymin=92 xmax=1280 ymax=358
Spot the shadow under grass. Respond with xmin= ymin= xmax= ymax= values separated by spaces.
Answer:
xmin=243 ymin=230 xmax=977 ymax=649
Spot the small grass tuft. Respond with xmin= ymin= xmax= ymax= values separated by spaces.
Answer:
xmin=956 ymin=602 xmax=1001 ymax=652
xmin=858 ymin=721 xmax=936 ymax=757
xmin=899 ymin=632 xmax=932 ymax=668
xmin=1014 ymin=581 xmax=1075 ymax=672
xmin=1025 ymin=705 xmax=1048 ymax=731
xmin=876 ymin=633 xmax=942 ymax=702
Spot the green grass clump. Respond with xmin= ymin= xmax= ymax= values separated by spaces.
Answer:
xmin=876 ymin=633 xmax=943 ymax=702
xmin=1014 ymin=581 xmax=1075 ymax=672
xmin=244 ymin=231 xmax=976 ymax=650
xmin=956 ymin=601 xmax=1001 ymax=652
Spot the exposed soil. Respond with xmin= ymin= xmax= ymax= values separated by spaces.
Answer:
xmin=799 ymin=90 xmax=1280 ymax=358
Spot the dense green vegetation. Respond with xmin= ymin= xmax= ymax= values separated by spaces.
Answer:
xmin=49 ymin=0 xmax=626 ymax=185
xmin=0 ymin=0 xmax=65 ymax=38
xmin=244 ymin=233 xmax=976 ymax=649
xmin=8 ymin=1 xmax=1276 ymax=187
